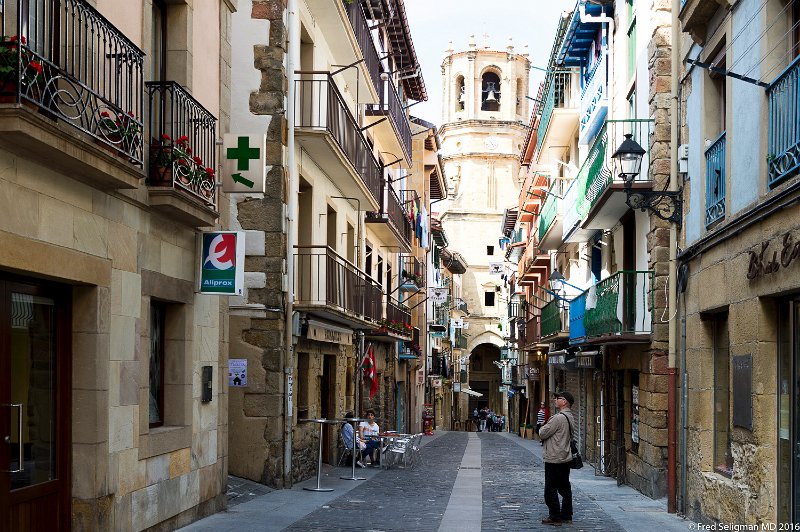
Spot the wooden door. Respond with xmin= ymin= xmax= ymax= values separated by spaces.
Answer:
xmin=0 ymin=277 xmax=71 ymax=530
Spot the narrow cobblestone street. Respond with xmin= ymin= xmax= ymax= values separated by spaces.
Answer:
xmin=183 ymin=431 xmax=689 ymax=532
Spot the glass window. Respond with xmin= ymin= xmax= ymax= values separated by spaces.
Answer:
xmin=627 ymin=0 xmax=636 ymax=81
xmin=485 ymin=291 xmax=495 ymax=307
xmin=149 ymin=301 xmax=165 ymax=427
xmin=712 ymin=313 xmax=731 ymax=476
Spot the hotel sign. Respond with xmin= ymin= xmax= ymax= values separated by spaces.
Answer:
xmin=747 ymin=231 xmax=800 ymax=279
xmin=306 ymin=320 xmax=353 ymax=345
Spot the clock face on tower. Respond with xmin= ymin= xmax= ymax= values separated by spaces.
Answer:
xmin=485 ymin=136 xmax=499 ymax=150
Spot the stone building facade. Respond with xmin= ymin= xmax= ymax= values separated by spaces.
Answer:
xmin=0 ymin=0 xmax=234 ymax=529
xmin=678 ymin=0 xmax=800 ymax=524
xmin=227 ymin=0 xmax=428 ymax=488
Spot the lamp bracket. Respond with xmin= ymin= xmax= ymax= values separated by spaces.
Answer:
xmin=624 ymin=185 xmax=683 ymax=226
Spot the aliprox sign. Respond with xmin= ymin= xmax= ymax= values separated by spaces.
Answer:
xmin=199 ymin=231 xmax=245 ymax=295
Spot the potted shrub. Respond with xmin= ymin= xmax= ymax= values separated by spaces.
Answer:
xmin=0 ymin=35 xmax=44 ymax=104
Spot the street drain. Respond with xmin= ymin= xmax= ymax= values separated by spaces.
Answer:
xmin=459 ymin=466 xmax=481 ymax=469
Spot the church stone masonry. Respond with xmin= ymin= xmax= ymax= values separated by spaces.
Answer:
xmin=439 ymin=36 xmax=529 ymax=415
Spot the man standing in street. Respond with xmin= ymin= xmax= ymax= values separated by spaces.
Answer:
xmin=538 ymin=391 xmax=575 ymax=526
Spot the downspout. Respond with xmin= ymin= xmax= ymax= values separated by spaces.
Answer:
xmin=284 ymin=0 xmax=299 ymax=488
xmin=667 ymin=0 xmax=680 ymax=513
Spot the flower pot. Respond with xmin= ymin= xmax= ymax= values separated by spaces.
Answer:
xmin=148 ymin=164 xmax=174 ymax=187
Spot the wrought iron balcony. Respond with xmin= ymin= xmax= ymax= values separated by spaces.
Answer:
xmin=0 ymin=0 xmax=144 ymax=164
xmin=365 ymin=181 xmax=412 ymax=251
xmin=295 ymin=73 xmax=382 ymax=208
xmin=540 ymin=298 xmax=568 ymax=339
xmin=454 ymin=332 xmax=468 ymax=350
xmin=767 ymin=55 xmax=800 ymax=188
xmin=365 ymin=77 xmax=412 ymax=160
xmin=583 ymin=270 xmax=653 ymax=338
xmin=537 ymin=187 xmax=559 ymax=245
xmin=508 ymin=301 xmax=527 ymax=320
xmin=400 ymin=254 xmax=424 ymax=289
xmin=705 ymin=131 xmax=726 ymax=227
xmin=146 ymin=82 xmax=218 ymax=215
xmin=383 ymin=297 xmax=412 ymax=338
xmin=343 ymin=0 xmax=382 ymax=94
xmin=524 ymin=316 xmax=540 ymax=346
xmin=535 ymin=71 xmax=577 ymax=158
xmin=294 ymin=246 xmax=383 ymax=324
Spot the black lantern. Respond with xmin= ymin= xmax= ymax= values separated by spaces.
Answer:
xmin=611 ymin=134 xmax=646 ymax=184
xmin=549 ymin=270 xmax=566 ymax=294
xmin=611 ymin=134 xmax=683 ymax=226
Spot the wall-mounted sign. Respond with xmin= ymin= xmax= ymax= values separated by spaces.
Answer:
xmin=306 ymin=319 xmax=353 ymax=345
xmin=453 ymin=382 xmax=461 ymax=393
xmin=489 ymin=262 xmax=503 ymax=275
xmin=450 ymin=318 xmax=463 ymax=328
xmin=548 ymin=354 xmax=565 ymax=365
xmin=432 ymin=378 xmax=442 ymax=388
xmin=199 ymin=231 xmax=245 ymax=295
xmin=429 ymin=287 xmax=448 ymax=303
xmin=222 ymin=134 xmax=266 ymax=193
xmin=747 ymin=231 xmax=800 ymax=279
xmin=228 ymin=359 xmax=247 ymax=387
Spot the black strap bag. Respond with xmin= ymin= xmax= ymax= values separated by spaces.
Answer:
xmin=561 ymin=413 xmax=584 ymax=469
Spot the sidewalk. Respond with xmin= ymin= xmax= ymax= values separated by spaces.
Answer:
xmin=502 ymin=430 xmax=688 ymax=532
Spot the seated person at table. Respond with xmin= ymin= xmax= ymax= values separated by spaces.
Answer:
xmin=358 ymin=409 xmax=382 ymax=465
xmin=341 ymin=412 xmax=366 ymax=468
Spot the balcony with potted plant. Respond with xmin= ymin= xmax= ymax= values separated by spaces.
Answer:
xmin=0 ymin=0 xmax=145 ymax=189
xmin=146 ymin=81 xmax=218 ymax=228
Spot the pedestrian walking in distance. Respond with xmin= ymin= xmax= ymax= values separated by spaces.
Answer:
xmin=538 ymin=391 xmax=576 ymax=526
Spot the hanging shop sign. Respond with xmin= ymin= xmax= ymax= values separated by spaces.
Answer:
xmin=453 ymin=382 xmax=461 ymax=393
xmin=576 ymin=350 xmax=600 ymax=368
xmin=432 ymin=378 xmax=443 ymax=388
xmin=489 ymin=262 xmax=503 ymax=275
xmin=747 ymin=231 xmax=800 ymax=279
xmin=199 ymin=231 xmax=245 ymax=295
xmin=429 ymin=287 xmax=449 ymax=303
xmin=305 ymin=319 xmax=353 ymax=345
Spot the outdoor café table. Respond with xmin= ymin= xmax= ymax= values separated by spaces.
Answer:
xmin=298 ymin=418 xmax=344 ymax=491
xmin=371 ymin=433 xmax=413 ymax=469
xmin=340 ymin=417 xmax=369 ymax=481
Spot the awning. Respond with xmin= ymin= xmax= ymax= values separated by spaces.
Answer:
xmin=461 ymin=388 xmax=483 ymax=397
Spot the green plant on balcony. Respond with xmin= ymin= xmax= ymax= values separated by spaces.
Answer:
xmin=149 ymin=133 xmax=214 ymax=200
xmin=377 ymin=319 xmax=412 ymax=335
xmin=98 ymin=110 xmax=141 ymax=151
xmin=0 ymin=35 xmax=44 ymax=100
xmin=402 ymin=270 xmax=423 ymax=286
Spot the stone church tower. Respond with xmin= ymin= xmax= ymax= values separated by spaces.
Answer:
xmin=439 ymin=35 xmax=529 ymax=414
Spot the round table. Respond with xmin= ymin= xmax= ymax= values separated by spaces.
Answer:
xmin=298 ymin=418 xmax=345 ymax=492
xmin=340 ymin=417 xmax=369 ymax=481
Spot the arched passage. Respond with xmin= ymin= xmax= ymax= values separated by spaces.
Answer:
xmin=468 ymin=342 xmax=502 ymax=412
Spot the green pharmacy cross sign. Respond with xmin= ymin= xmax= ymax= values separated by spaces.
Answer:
xmin=222 ymin=134 xmax=266 ymax=193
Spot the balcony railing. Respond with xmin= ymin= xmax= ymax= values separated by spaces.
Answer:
xmin=386 ymin=298 xmax=412 ymax=336
xmin=540 ymin=298 xmax=568 ymax=338
xmin=0 ymin=0 xmax=144 ymax=164
xmin=575 ymin=119 xmax=653 ymax=218
xmin=295 ymin=73 xmax=382 ymax=203
xmin=400 ymin=254 xmax=424 ymax=287
xmin=294 ymin=246 xmax=383 ymax=322
xmin=584 ymin=270 xmax=653 ymax=337
xmin=535 ymin=71 xmax=573 ymax=155
xmin=508 ymin=301 xmax=526 ymax=319
xmin=388 ymin=183 xmax=413 ymax=244
xmin=433 ymin=303 xmax=449 ymax=328
xmin=767 ymin=54 xmax=800 ymax=188
xmin=147 ymin=82 xmax=217 ymax=207
xmin=454 ymin=332 xmax=468 ymax=350
xmin=705 ymin=131 xmax=726 ymax=227
xmin=366 ymin=78 xmax=412 ymax=158
xmin=525 ymin=316 xmax=540 ymax=346
xmin=538 ymin=190 xmax=558 ymax=242
xmin=580 ymin=51 xmax=607 ymax=136
xmin=343 ymin=0 xmax=382 ymax=93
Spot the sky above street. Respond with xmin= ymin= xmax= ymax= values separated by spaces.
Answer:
xmin=404 ymin=0 xmax=576 ymax=125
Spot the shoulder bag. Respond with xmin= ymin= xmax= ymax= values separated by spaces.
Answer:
xmin=561 ymin=413 xmax=583 ymax=469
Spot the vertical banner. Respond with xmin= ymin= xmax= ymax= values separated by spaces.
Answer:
xmin=199 ymin=231 xmax=245 ymax=295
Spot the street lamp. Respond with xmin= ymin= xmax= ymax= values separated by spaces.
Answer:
xmin=611 ymin=134 xmax=683 ymax=226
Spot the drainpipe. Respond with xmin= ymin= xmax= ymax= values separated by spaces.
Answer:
xmin=284 ymin=0 xmax=299 ymax=489
xmin=667 ymin=0 xmax=680 ymax=514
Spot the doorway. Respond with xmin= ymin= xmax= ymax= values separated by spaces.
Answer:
xmin=321 ymin=354 xmax=336 ymax=464
xmin=0 ymin=276 xmax=71 ymax=530
xmin=778 ymin=298 xmax=800 ymax=522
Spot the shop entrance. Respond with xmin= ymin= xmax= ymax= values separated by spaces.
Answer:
xmin=778 ymin=298 xmax=800 ymax=522
xmin=0 ymin=277 xmax=71 ymax=530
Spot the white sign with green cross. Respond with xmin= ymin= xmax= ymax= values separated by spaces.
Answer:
xmin=222 ymin=134 xmax=266 ymax=193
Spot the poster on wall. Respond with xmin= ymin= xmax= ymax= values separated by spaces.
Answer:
xmin=228 ymin=359 xmax=247 ymax=387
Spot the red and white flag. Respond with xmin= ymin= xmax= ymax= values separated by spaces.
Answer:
xmin=361 ymin=343 xmax=378 ymax=399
